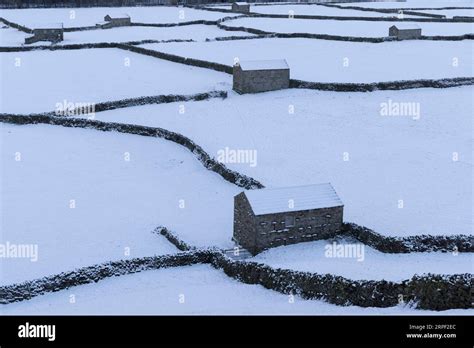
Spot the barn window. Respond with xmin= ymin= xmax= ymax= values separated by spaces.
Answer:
xmin=285 ymin=216 xmax=295 ymax=227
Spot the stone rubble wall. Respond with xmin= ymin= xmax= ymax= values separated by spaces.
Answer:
xmin=209 ymin=251 xmax=472 ymax=310
xmin=342 ymin=223 xmax=474 ymax=253
xmin=1 ymin=244 xmax=470 ymax=310
xmin=0 ymin=251 xmax=211 ymax=305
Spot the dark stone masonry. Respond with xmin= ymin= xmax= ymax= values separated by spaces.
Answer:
xmin=98 ymin=14 xmax=131 ymax=29
xmin=25 ymin=26 xmax=64 ymax=44
xmin=233 ymin=59 xmax=290 ymax=94
xmin=231 ymin=2 xmax=250 ymax=14
xmin=389 ymin=24 xmax=422 ymax=40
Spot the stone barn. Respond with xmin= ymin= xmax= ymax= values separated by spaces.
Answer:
xmin=232 ymin=2 xmax=250 ymax=13
xmin=233 ymin=183 xmax=344 ymax=255
xmin=24 ymin=24 xmax=64 ymax=44
xmin=233 ymin=59 xmax=290 ymax=94
xmin=389 ymin=24 xmax=422 ymax=39
xmin=98 ymin=14 xmax=131 ymax=29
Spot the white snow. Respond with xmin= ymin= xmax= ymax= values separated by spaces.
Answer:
xmin=141 ymin=38 xmax=473 ymax=83
xmin=245 ymin=183 xmax=343 ymax=215
xmin=250 ymin=4 xmax=423 ymax=18
xmin=0 ymin=26 xmax=29 ymax=46
xmin=223 ymin=17 xmax=474 ymax=37
xmin=239 ymin=59 xmax=289 ymax=71
xmin=1 ymin=264 xmax=472 ymax=315
xmin=0 ymin=48 xmax=230 ymax=114
xmin=29 ymin=22 xmax=63 ymax=30
xmin=61 ymin=25 xmax=253 ymax=45
xmin=338 ymin=1 xmax=474 ymax=9
xmin=0 ymin=123 xmax=239 ymax=284
xmin=106 ymin=14 xmax=130 ymax=19
xmin=251 ymin=239 xmax=474 ymax=281
xmin=0 ymin=7 xmax=233 ymax=29
xmin=0 ymin=25 xmax=254 ymax=47
xmin=78 ymin=87 xmax=473 ymax=238
xmin=391 ymin=23 xmax=421 ymax=29
xmin=1 ymin=3 xmax=472 ymax=314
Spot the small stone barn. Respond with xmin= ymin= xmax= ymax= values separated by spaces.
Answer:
xmin=233 ymin=59 xmax=290 ymax=94
xmin=232 ymin=2 xmax=250 ymax=13
xmin=98 ymin=14 xmax=131 ymax=29
xmin=24 ymin=24 xmax=64 ymax=44
xmin=233 ymin=183 xmax=344 ymax=255
xmin=389 ymin=24 xmax=422 ymax=39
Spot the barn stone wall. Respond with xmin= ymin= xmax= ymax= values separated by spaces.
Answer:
xmin=389 ymin=27 xmax=422 ymax=39
xmin=232 ymin=3 xmax=250 ymax=13
xmin=233 ymin=65 xmax=289 ymax=94
xmin=101 ymin=17 xmax=132 ymax=28
xmin=25 ymin=28 xmax=63 ymax=44
xmin=254 ymin=206 xmax=343 ymax=252
xmin=233 ymin=192 xmax=259 ymax=254
xmin=233 ymin=191 xmax=344 ymax=254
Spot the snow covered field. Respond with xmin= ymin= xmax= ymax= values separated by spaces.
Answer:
xmin=338 ymin=1 xmax=474 ymax=9
xmin=0 ymin=6 xmax=232 ymax=28
xmin=62 ymin=25 xmax=253 ymax=44
xmin=1 ymin=264 xmax=472 ymax=315
xmin=0 ymin=48 xmax=230 ymax=114
xmin=218 ymin=4 xmax=421 ymax=17
xmin=224 ymin=17 xmax=474 ymax=37
xmin=0 ymin=25 xmax=253 ymax=47
xmin=79 ymin=87 xmax=472 ymax=238
xmin=417 ymin=9 xmax=474 ymax=18
xmin=1 ymin=2 xmax=472 ymax=315
xmin=0 ymin=26 xmax=29 ymax=46
xmin=142 ymin=38 xmax=472 ymax=82
xmin=251 ymin=239 xmax=473 ymax=281
xmin=0 ymin=123 xmax=239 ymax=284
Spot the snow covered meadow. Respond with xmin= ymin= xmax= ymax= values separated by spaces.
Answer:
xmin=0 ymin=0 xmax=473 ymax=315
xmin=223 ymin=17 xmax=474 ymax=37
xmin=141 ymin=38 xmax=472 ymax=82
xmin=338 ymin=1 xmax=473 ymax=9
xmin=0 ymin=49 xmax=231 ymax=114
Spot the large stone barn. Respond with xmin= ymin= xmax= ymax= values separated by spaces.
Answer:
xmin=24 ymin=24 xmax=64 ymax=44
xmin=389 ymin=24 xmax=422 ymax=40
xmin=98 ymin=14 xmax=131 ymax=29
xmin=232 ymin=2 xmax=250 ymax=13
xmin=233 ymin=183 xmax=344 ymax=255
xmin=233 ymin=59 xmax=290 ymax=94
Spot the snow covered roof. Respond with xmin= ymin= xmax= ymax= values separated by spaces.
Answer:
xmin=106 ymin=14 xmax=130 ymax=19
xmin=238 ymin=59 xmax=289 ymax=71
xmin=234 ymin=2 xmax=249 ymax=5
xmin=244 ymin=183 xmax=343 ymax=216
xmin=33 ymin=23 xmax=63 ymax=29
xmin=391 ymin=23 xmax=421 ymax=30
